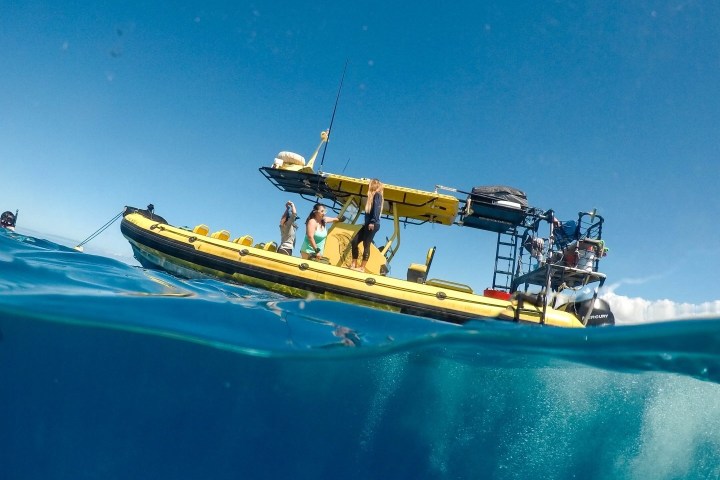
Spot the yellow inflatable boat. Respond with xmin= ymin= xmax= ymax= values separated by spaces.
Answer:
xmin=121 ymin=133 xmax=613 ymax=328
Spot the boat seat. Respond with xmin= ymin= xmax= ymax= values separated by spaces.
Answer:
xmin=255 ymin=241 xmax=278 ymax=252
xmin=210 ymin=230 xmax=231 ymax=241
xmin=263 ymin=241 xmax=278 ymax=252
xmin=193 ymin=224 xmax=210 ymax=236
xmin=233 ymin=235 xmax=253 ymax=246
xmin=407 ymin=246 xmax=436 ymax=283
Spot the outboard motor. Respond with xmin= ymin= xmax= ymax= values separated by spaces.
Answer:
xmin=560 ymin=297 xmax=615 ymax=326
xmin=1 ymin=211 xmax=16 ymax=229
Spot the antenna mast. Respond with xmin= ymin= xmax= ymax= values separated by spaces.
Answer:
xmin=319 ymin=59 xmax=348 ymax=172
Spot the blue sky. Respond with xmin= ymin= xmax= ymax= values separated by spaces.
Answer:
xmin=2 ymin=1 xmax=719 ymax=322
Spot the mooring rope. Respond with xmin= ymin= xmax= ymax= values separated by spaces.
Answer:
xmin=74 ymin=210 xmax=124 ymax=250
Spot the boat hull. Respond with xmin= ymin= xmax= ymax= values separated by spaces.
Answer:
xmin=120 ymin=210 xmax=584 ymax=328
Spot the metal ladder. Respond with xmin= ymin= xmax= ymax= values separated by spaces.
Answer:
xmin=491 ymin=227 xmax=519 ymax=292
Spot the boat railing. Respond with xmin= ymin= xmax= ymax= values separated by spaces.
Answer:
xmin=507 ymin=209 xmax=607 ymax=324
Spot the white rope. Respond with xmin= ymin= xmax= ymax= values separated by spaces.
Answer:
xmin=75 ymin=210 xmax=124 ymax=249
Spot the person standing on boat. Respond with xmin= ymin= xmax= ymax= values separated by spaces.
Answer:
xmin=350 ymin=178 xmax=384 ymax=272
xmin=278 ymin=201 xmax=298 ymax=255
xmin=300 ymin=203 xmax=342 ymax=260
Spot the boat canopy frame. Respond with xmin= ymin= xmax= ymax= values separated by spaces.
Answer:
xmin=259 ymin=167 xmax=340 ymax=203
xmin=261 ymin=166 xmax=461 ymax=265
xmin=260 ymin=167 xmax=459 ymax=226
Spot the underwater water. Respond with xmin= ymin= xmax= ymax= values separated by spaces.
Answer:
xmin=1 ymin=229 xmax=719 ymax=480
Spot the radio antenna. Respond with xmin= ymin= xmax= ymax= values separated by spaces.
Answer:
xmin=319 ymin=59 xmax=348 ymax=172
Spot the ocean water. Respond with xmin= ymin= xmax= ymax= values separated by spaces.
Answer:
xmin=1 ymin=229 xmax=719 ymax=480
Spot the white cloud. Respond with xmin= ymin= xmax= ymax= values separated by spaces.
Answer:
xmin=602 ymin=291 xmax=720 ymax=325
xmin=598 ymin=276 xmax=720 ymax=324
